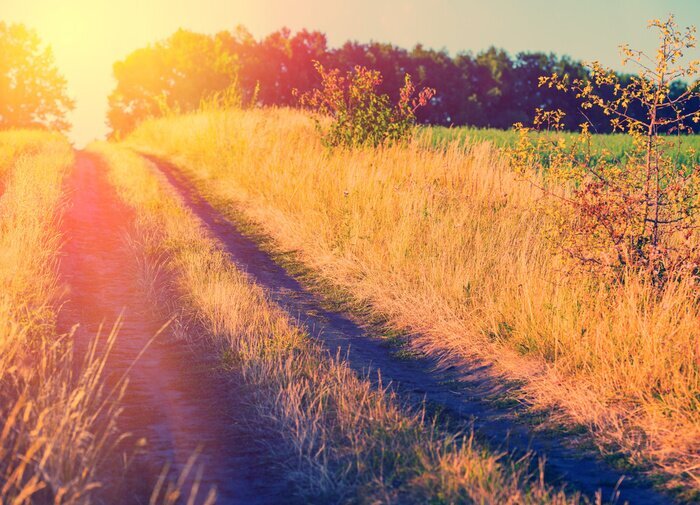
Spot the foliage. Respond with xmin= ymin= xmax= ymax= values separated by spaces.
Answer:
xmin=126 ymin=108 xmax=700 ymax=496
xmin=107 ymin=24 xmax=700 ymax=137
xmin=296 ymin=62 xmax=435 ymax=147
xmin=0 ymin=22 xmax=73 ymax=131
xmin=512 ymin=15 xmax=700 ymax=284
xmin=107 ymin=29 xmax=238 ymax=136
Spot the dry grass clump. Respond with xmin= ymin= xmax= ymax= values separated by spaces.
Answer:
xmin=0 ymin=130 xmax=67 ymax=186
xmin=125 ymin=108 xmax=700 ymax=494
xmin=91 ymin=141 xmax=584 ymax=504
xmin=0 ymin=136 xmax=130 ymax=504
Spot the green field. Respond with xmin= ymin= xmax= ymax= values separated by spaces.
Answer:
xmin=430 ymin=126 xmax=700 ymax=166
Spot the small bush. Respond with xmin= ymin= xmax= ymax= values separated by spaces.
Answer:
xmin=511 ymin=15 xmax=700 ymax=285
xmin=296 ymin=61 xmax=435 ymax=147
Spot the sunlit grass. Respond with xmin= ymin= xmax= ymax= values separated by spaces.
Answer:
xmin=125 ymin=108 xmax=700 ymax=495
xmin=0 ymin=135 xmax=128 ymax=504
xmin=0 ymin=130 xmax=67 ymax=186
xmin=90 ymin=141 xmax=585 ymax=503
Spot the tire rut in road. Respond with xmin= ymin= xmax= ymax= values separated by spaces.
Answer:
xmin=144 ymin=152 xmax=674 ymax=505
xmin=57 ymin=152 xmax=283 ymax=504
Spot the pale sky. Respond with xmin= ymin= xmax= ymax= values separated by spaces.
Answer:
xmin=3 ymin=0 xmax=699 ymax=145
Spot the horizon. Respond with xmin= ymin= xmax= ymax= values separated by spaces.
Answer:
xmin=4 ymin=0 xmax=699 ymax=145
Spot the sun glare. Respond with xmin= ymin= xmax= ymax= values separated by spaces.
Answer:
xmin=4 ymin=0 xmax=259 ymax=144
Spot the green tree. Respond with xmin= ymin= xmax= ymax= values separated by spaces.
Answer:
xmin=0 ymin=22 xmax=73 ymax=131
xmin=108 ymin=29 xmax=238 ymax=136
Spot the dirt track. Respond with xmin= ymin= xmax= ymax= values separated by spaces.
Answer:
xmin=144 ymin=153 xmax=674 ymax=505
xmin=44 ymin=147 xmax=677 ymax=504
xmin=57 ymin=152 xmax=282 ymax=504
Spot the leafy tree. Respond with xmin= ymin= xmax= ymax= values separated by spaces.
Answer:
xmin=108 ymin=29 xmax=237 ymax=136
xmin=0 ymin=22 xmax=73 ymax=131
xmin=473 ymin=47 xmax=517 ymax=128
xmin=248 ymin=28 xmax=295 ymax=105
xmin=511 ymin=52 xmax=588 ymax=128
xmin=288 ymin=30 xmax=329 ymax=101
xmin=257 ymin=28 xmax=329 ymax=106
xmin=216 ymin=26 xmax=261 ymax=104
xmin=408 ymin=44 xmax=460 ymax=125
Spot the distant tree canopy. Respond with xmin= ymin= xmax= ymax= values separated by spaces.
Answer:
xmin=108 ymin=29 xmax=237 ymax=136
xmin=0 ymin=22 xmax=73 ymax=131
xmin=107 ymin=25 xmax=700 ymax=137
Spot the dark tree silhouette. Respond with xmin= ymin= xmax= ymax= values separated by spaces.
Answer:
xmin=106 ymin=25 xmax=700 ymax=137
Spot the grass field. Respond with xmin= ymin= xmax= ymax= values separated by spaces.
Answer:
xmin=0 ymin=132 xmax=127 ymax=504
xmin=430 ymin=127 xmax=700 ymax=167
xmin=1 ymin=111 xmax=696 ymax=503
xmin=90 ymin=141 xmax=583 ymax=504
xmin=124 ymin=108 xmax=700 ymax=497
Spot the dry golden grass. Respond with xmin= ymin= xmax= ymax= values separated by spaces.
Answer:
xmin=0 ymin=134 xmax=130 ymax=504
xmin=90 ymin=141 xmax=585 ymax=503
xmin=125 ymin=108 xmax=700 ymax=495
xmin=0 ymin=130 xmax=67 ymax=186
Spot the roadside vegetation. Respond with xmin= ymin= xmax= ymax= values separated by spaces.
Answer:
xmin=0 ymin=132 xmax=124 ymax=504
xmin=124 ymin=104 xmax=699 ymax=496
xmin=512 ymin=16 xmax=700 ymax=284
xmin=119 ymin=17 xmax=700 ymax=497
xmin=0 ymin=130 xmax=66 ymax=182
xmin=295 ymin=62 xmax=435 ymax=147
xmin=90 ymin=141 xmax=586 ymax=504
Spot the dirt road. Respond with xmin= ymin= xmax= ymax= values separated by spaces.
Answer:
xmin=145 ymin=153 xmax=673 ymax=505
xmin=57 ymin=152 xmax=282 ymax=504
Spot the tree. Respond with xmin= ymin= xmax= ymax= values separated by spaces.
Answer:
xmin=217 ymin=26 xmax=263 ymax=104
xmin=408 ymin=44 xmax=461 ymax=125
xmin=0 ymin=22 xmax=73 ymax=131
xmin=108 ymin=29 xmax=237 ymax=136
xmin=511 ymin=52 xmax=588 ymax=129
xmin=472 ymin=47 xmax=517 ymax=128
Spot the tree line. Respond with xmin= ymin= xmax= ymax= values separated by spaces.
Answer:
xmin=107 ymin=26 xmax=700 ymax=137
xmin=0 ymin=22 xmax=697 ymax=136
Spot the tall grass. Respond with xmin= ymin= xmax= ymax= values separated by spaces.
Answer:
xmin=90 ymin=141 xmax=584 ymax=504
xmin=126 ymin=108 xmax=700 ymax=495
xmin=0 ymin=134 xmax=130 ymax=504
xmin=0 ymin=130 xmax=67 ymax=186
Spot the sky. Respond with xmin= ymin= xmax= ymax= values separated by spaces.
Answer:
xmin=3 ymin=0 xmax=699 ymax=145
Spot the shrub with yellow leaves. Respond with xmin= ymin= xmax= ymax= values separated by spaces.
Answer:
xmin=512 ymin=15 xmax=700 ymax=285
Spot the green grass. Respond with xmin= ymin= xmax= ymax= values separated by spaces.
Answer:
xmin=429 ymin=126 xmax=700 ymax=166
